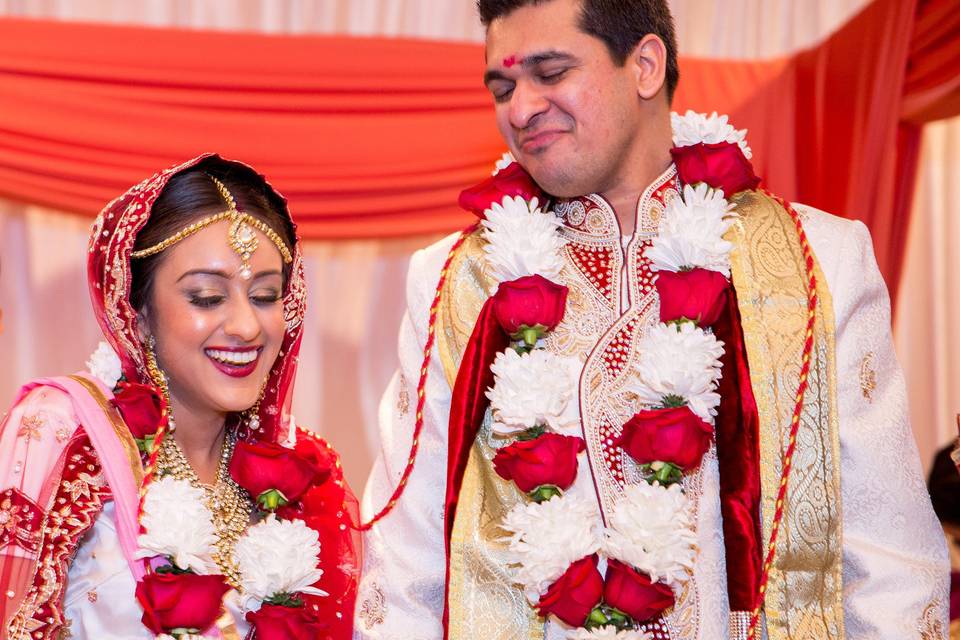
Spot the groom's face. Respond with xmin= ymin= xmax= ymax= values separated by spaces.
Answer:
xmin=483 ymin=0 xmax=645 ymax=198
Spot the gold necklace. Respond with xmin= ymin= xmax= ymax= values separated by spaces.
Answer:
xmin=157 ymin=431 xmax=253 ymax=588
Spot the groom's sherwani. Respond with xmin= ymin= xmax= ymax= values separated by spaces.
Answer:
xmin=355 ymin=166 xmax=948 ymax=640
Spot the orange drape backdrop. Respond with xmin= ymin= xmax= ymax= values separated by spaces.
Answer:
xmin=0 ymin=0 xmax=957 ymax=297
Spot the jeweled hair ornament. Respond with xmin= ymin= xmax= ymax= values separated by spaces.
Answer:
xmin=130 ymin=175 xmax=293 ymax=279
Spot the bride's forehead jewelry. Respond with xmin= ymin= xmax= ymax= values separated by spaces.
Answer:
xmin=130 ymin=175 xmax=293 ymax=280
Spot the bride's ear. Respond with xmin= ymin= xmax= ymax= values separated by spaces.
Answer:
xmin=136 ymin=308 xmax=152 ymax=346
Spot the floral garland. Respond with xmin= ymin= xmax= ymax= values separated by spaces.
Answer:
xmin=87 ymin=345 xmax=335 ymax=639
xmin=456 ymin=111 xmax=759 ymax=639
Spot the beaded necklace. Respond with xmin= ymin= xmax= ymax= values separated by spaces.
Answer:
xmin=156 ymin=429 xmax=254 ymax=588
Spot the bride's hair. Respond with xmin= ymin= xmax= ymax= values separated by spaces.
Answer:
xmin=130 ymin=156 xmax=295 ymax=312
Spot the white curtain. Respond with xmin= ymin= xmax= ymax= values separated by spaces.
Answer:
xmin=894 ymin=119 xmax=960 ymax=467
xmin=1 ymin=0 xmax=954 ymax=490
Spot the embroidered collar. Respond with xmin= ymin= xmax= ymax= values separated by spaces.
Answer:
xmin=554 ymin=164 xmax=679 ymax=241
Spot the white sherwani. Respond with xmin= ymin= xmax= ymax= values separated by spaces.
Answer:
xmin=355 ymin=169 xmax=948 ymax=639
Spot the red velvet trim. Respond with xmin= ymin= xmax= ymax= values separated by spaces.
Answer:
xmin=442 ymin=299 xmax=510 ymax=638
xmin=711 ymin=285 xmax=763 ymax=611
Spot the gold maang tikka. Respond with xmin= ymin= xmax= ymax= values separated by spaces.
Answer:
xmin=131 ymin=175 xmax=292 ymax=280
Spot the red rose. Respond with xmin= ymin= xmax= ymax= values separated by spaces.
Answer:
xmin=292 ymin=437 xmax=336 ymax=485
xmin=458 ymin=162 xmax=544 ymax=217
xmin=493 ymin=433 xmax=585 ymax=493
xmin=536 ymin=555 xmax=604 ymax=626
xmin=229 ymin=440 xmax=325 ymax=509
xmin=655 ymin=268 xmax=729 ymax=326
xmin=671 ymin=142 xmax=760 ymax=198
xmin=616 ymin=406 xmax=713 ymax=471
xmin=136 ymin=572 xmax=229 ymax=634
xmin=492 ymin=275 xmax=569 ymax=343
xmin=112 ymin=382 xmax=166 ymax=439
xmin=603 ymin=559 xmax=675 ymax=623
xmin=246 ymin=603 xmax=329 ymax=640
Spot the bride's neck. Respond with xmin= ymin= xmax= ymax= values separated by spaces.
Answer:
xmin=167 ymin=395 xmax=227 ymax=485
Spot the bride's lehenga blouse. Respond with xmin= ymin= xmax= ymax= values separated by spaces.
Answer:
xmin=0 ymin=154 xmax=360 ymax=640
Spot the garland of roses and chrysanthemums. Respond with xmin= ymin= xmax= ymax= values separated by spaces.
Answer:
xmin=455 ymin=111 xmax=759 ymax=639
xmin=86 ymin=344 xmax=337 ymax=639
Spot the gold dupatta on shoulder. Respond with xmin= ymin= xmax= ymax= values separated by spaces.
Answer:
xmin=436 ymin=231 xmax=546 ymax=640
xmin=727 ymin=191 xmax=844 ymax=639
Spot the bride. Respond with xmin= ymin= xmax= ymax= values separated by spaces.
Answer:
xmin=0 ymin=155 xmax=359 ymax=639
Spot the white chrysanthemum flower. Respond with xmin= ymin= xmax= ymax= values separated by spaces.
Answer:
xmin=86 ymin=341 xmax=122 ymax=389
xmin=605 ymin=482 xmax=698 ymax=589
xmin=645 ymin=183 xmax=737 ymax=277
xmin=234 ymin=515 xmax=327 ymax=610
xmin=486 ymin=349 xmax=580 ymax=436
xmin=136 ymin=477 xmax=217 ymax=574
xmin=567 ymin=626 xmax=653 ymax=640
xmin=500 ymin=493 xmax=602 ymax=600
xmin=492 ymin=151 xmax=516 ymax=175
xmin=630 ymin=322 xmax=724 ymax=422
xmin=482 ymin=195 xmax=566 ymax=284
xmin=671 ymin=110 xmax=752 ymax=159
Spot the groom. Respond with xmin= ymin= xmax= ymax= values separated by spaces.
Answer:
xmin=356 ymin=1 xmax=948 ymax=638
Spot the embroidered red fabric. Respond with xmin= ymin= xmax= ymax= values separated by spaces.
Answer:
xmin=0 ymin=489 xmax=43 ymax=556
xmin=6 ymin=430 xmax=112 ymax=639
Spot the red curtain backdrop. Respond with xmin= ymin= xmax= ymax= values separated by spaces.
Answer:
xmin=0 ymin=0 xmax=956 ymax=297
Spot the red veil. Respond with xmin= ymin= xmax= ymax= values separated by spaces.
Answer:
xmin=86 ymin=154 xmax=360 ymax=638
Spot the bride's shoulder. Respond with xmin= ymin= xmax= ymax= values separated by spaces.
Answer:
xmin=2 ymin=380 xmax=82 ymax=444
xmin=0 ymin=379 xmax=85 ymax=502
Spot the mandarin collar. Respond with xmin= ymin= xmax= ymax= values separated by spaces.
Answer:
xmin=553 ymin=164 xmax=678 ymax=241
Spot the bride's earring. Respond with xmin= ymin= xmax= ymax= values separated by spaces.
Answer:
xmin=144 ymin=335 xmax=176 ymax=432
xmin=245 ymin=383 xmax=265 ymax=432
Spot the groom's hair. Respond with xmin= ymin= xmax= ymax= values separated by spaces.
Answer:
xmin=477 ymin=0 xmax=680 ymax=101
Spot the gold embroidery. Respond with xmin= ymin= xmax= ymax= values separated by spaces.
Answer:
xmin=60 ymin=472 xmax=103 ymax=502
xmin=358 ymin=583 xmax=387 ymax=629
xmin=397 ymin=375 xmax=410 ymax=416
xmin=728 ymin=191 xmax=844 ymax=639
xmin=67 ymin=375 xmax=144 ymax=486
xmin=17 ymin=415 xmax=44 ymax=442
xmin=8 ymin=440 xmax=111 ymax=640
xmin=437 ymin=233 xmax=543 ymax=640
xmin=729 ymin=610 xmax=753 ymax=640
xmin=0 ymin=491 xmax=42 ymax=553
xmin=860 ymin=352 xmax=877 ymax=402
xmin=0 ymin=499 xmax=21 ymax=534
xmin=919 ymin=599 xmax=945 ymax=639
xmin=215 ymin=607 xmax=242 ymax=640
xmin=85 ymin=590 xmax=97 ymax=603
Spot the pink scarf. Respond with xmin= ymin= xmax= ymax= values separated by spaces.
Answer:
xmin=13 ymin=373 xmax=145 ymax=582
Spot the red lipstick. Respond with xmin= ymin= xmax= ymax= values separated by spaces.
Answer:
xmin=204 ymin=347 xmax=261 ymax=379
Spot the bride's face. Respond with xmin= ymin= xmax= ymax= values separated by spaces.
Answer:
xmin=140 ymin=220 xmax=286 ymax=417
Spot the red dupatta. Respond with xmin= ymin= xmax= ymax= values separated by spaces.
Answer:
xmin=85 ymin=154 xmax=360 ymax=638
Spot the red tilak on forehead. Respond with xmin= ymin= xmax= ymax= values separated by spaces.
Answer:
xmin=503 ymin=55 xmax=523 ymax=68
